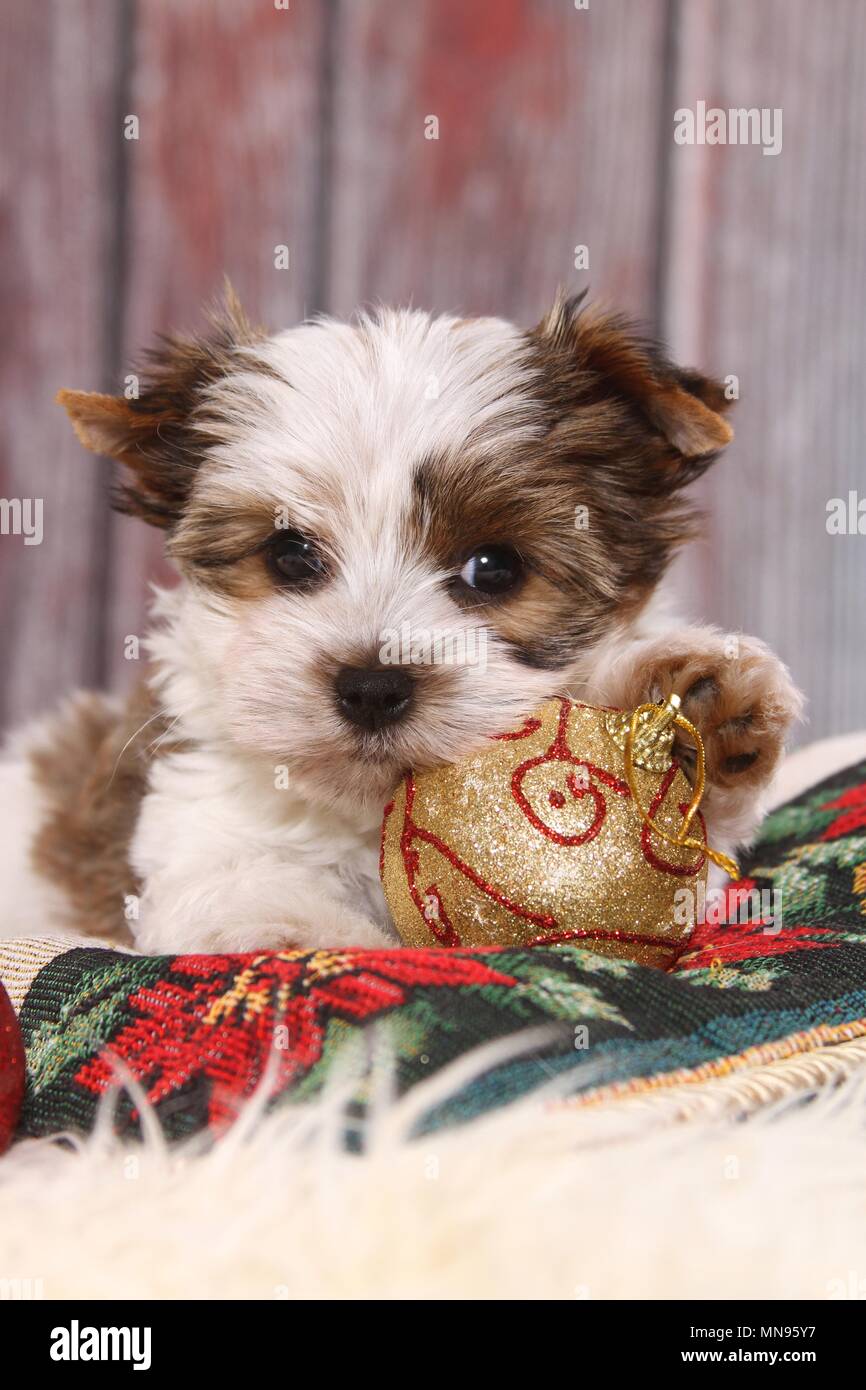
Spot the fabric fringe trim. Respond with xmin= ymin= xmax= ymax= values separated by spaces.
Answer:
xmin=0 ymin=937 xmax=74 ymax=1013
xmin=565 ymin=1021 xmax=866 ymax=1118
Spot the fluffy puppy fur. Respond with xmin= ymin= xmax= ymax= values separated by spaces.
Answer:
xmin=0 ymin=290 xmax=802 ymax=952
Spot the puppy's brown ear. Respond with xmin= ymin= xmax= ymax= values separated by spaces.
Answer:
xmin=56 ymin=390 xmax=148 ymax=458
xmin=57 ymin=285 xmax=260 ymax=529
xmin=534 ymin=292 xmax=733 ymax=481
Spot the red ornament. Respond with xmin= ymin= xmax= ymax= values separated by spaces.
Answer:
xmin=0 ymin=979 xmax=25 ymax=1152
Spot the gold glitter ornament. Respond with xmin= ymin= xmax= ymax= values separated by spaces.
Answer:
xmin=380 ymin=696 xmax=738 ymax=967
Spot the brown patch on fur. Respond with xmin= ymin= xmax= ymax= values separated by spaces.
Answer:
xmin=399 ymin=290 xmax=734 ymax=669
xmin=405 ymin=294 xmax=735 ymax=671
xmin=409 ymin=371 xmax=712 ymax=671
xmin=57 ymin=285 xmax=264 ymax=530
xmin=29 ymin=684 xmax=185 ymax=944
xmin=169 ymin=496 xmax=283 ymax=597
xmin=533 ymin=291 xmax=734 ymax=471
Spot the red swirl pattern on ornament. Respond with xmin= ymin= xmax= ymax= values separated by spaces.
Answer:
xmin=511 ymin=699 xmax=630 ymax=847
xmin=389 ymin=697 xmax=705 ymax=946
xmin=639 ymin=766 xmax=707 ymax=877
xmin=493 ymin=715 xmax=543 ymax=741
xmin=398 ymin=776 xmax=559 ymax=946
xmin=527 ymin=927 xmax=678 ymax=950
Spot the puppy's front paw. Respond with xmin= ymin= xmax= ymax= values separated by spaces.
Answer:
xmin=616 ymin=629 xmax=803 ymax=793
xmin=278 ymin=906 xmax=399 ymax=953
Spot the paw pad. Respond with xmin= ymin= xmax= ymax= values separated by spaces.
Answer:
xmin=723 ymin=750 xmax=760 ymax=775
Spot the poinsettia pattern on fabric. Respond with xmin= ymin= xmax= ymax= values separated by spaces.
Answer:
xmin=673 ymin=876 xmax=842 ymax=978
xmin=13 ymin=761 xmax=866 ymax=1143
xmin=18 ymin=944 xmax=633 ymax=1137
xmin=673 ymin=768 xmax=866 ymax=989
xmin=819 ymin=782 xmax=866 ymax=841
xmin=72 ymin=950 xmax=520 ymax=1128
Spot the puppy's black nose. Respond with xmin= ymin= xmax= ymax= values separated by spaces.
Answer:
xmin=335 ymin=666 xmax=413 ymax=732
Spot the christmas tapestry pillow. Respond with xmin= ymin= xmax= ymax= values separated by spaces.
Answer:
xmin=1 ymin=756 xmax=865 ymax=1145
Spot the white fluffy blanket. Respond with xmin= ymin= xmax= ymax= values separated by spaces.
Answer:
xmin=2 ymin=1039 xmax=866 ymax=1300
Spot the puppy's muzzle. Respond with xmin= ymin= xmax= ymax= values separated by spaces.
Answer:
xmin=335 ymin=666 xmax=413 ymax=732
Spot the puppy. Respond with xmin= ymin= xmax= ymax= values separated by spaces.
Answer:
xmin=0 ymin=290 xmax=802 ymax=953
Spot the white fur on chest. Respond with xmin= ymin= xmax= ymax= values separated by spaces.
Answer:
xmin=130 ymin=746 xmax=391 ymax=954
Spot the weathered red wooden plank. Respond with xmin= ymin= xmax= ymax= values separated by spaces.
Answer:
xmin=664 ymin=0 xmax=866 ymax=741
xmin=7 ymin=0 xmax=858 ymax=755
xmin=327 ymin=0 xmax=670 ymax=325
xmin=0 ymin=1 xmax=122 ymax=731
xmin=105 ymin=0 xmax=328 ymax=691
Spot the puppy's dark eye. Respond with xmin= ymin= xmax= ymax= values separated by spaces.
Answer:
xmin=458 ymin=544 xmax=524 ymax=596
xmin=266 ymin=529 xmax=326 ymax=587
